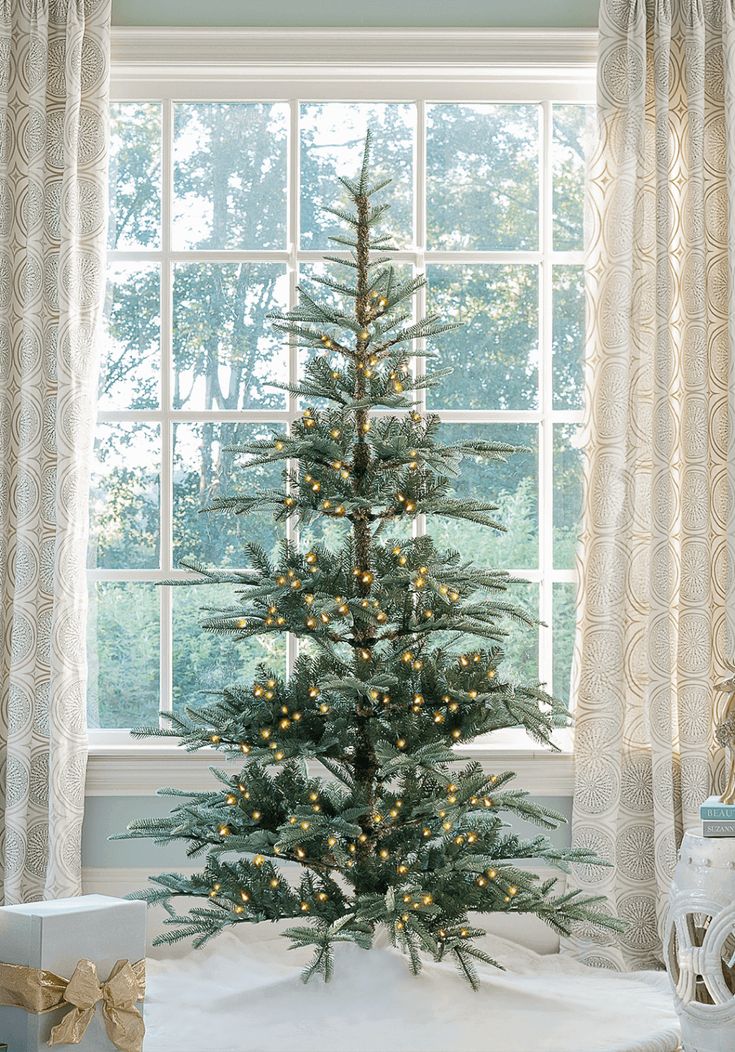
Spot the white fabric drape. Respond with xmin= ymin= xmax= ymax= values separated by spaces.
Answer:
xmin=0 ymin=0 xmax=110 ymax=902
xmin=566 ymin=0 xmax=735 ymax=970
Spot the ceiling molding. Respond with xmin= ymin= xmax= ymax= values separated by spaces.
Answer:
xmin=110 ymin=26 xmax=598 ymax=81
xmin=85 ymin=742 xmax=574 ymax=797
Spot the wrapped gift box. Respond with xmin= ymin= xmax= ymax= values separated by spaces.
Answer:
xmin=0 ymin=895 xmax=146 ymax=1052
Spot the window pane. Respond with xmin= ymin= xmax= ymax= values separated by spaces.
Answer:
xmin=173 ymin=584 xmax=286 ymax=713
xmin=87 ymin=582 xmax=160 ymax=728
xmin=172 ymin=262 xmax=288 ymax=411
xmin=88 ymin=422 xmax=160 ymax=570
xmin=173 ymin=102 xmax=288 ymax=250
xmin=552 ymin=104 xmax=594 ymax=252
xmin=552 ymin=265 xmax=585 ymax=411
xmin=497 ymin=581 xmax=539 ymax=686
xmin=173 ymin=422 xmax=283 ymax=569
xmin=99 ymin=263 xmax=160 ymax=411
xmin=427 ymin=265 xmax=538 ymax=411
xmin=108 ymin=102 xmax=161 ymax=250
xmin=427 ymin=104 xmax=539 ymax=251
xmin=553 ymin=423 xmax=583 ymax=569
xmin=430 ymin=423 xmax=538 ymax=569
xmin=553 ymin=582 xmax=577 ymax=707
xmin=300 ymin=103 xmax=414 ymax=249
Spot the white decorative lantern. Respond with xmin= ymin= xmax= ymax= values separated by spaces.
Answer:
xmin=664 ymin=829 xmax=735 ymax=1052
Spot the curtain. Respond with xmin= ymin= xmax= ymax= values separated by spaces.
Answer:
xmin=0 ymin=0 xmax=110 ymax=902
xmin=566 ymin=0 xmax=735 ymax=970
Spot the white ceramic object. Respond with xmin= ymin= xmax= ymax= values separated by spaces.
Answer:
xmin=664 ymin=829 xmax=735 ymax=1052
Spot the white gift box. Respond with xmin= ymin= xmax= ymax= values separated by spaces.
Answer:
xmin=0 ymin=895 xmax=146 ymax=1052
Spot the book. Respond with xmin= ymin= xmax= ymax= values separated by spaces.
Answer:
xmin=702 ymin=820 xmax=735 ymax=837
xmin=700 ymin=795 xmax=735 ymax=821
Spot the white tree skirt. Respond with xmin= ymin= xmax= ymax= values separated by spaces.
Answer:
xmin=143 ymin=923 xmax=680 ymax=1052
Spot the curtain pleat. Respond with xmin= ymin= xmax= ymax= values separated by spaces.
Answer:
xmin=0 ymin=0 xmax=110 ymax=902
xmin=566 ymin=0 xmax=735 ymax=969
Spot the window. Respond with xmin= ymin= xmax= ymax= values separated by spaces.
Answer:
xmin=88 ymin=69 xmax=593 ymax=735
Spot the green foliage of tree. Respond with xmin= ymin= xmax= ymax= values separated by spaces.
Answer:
xmin=118 ymin=135 xmax=617 ymax=986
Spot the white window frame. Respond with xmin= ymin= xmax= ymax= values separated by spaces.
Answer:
xmin=87 ymin=26 xmax=596 ymax=796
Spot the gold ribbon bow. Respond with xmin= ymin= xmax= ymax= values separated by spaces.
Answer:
xmin=0 ymin=958 xmax=145 ymax=1052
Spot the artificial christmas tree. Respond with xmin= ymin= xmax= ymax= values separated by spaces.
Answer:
xmin=122 ymin=133 xmax=614 ymax=988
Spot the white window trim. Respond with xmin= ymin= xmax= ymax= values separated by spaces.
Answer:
xmin=88 ymin=26 xmax=595 ymax=796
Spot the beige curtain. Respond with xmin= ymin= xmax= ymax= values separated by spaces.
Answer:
xmin=566 ymin=0 xmax=735 ymax=970
xmin=0 ymin=0 xmax=110 ymax=902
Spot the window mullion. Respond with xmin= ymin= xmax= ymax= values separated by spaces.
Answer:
xmin=159 ymin=96 xmax=174 ymax=722
xmin=539 ymin=99 xmax=555 ymax=700
xmin=286 ymin=96 xmax=300 ymax=681
xmin=414 ymin=99 xmax=427 ymax=543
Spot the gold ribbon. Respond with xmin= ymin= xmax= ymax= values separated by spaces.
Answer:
xmin=0 ymin=958 xmax=145 ymax=1052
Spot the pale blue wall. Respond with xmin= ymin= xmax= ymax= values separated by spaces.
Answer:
xmin=111 ymin=0 xmax=599 ymax=28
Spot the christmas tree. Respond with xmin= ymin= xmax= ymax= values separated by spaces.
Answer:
xmin=122 ymin=133 xmax=614 ymax=987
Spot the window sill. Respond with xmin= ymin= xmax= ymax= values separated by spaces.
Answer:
xmin=85 ymin=728 xmax=573 ymax=797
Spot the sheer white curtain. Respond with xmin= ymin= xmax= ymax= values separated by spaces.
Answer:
xmin=0 ymin=0 xmax=110 ymax=902
xmin=566 ymin=0 xmax=735 ymax=969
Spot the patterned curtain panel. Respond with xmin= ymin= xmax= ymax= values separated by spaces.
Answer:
xmin=0 ymin=0 xmax=110 ymax=902
xmin=566 ymin=0 xmax=735 ymax=970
